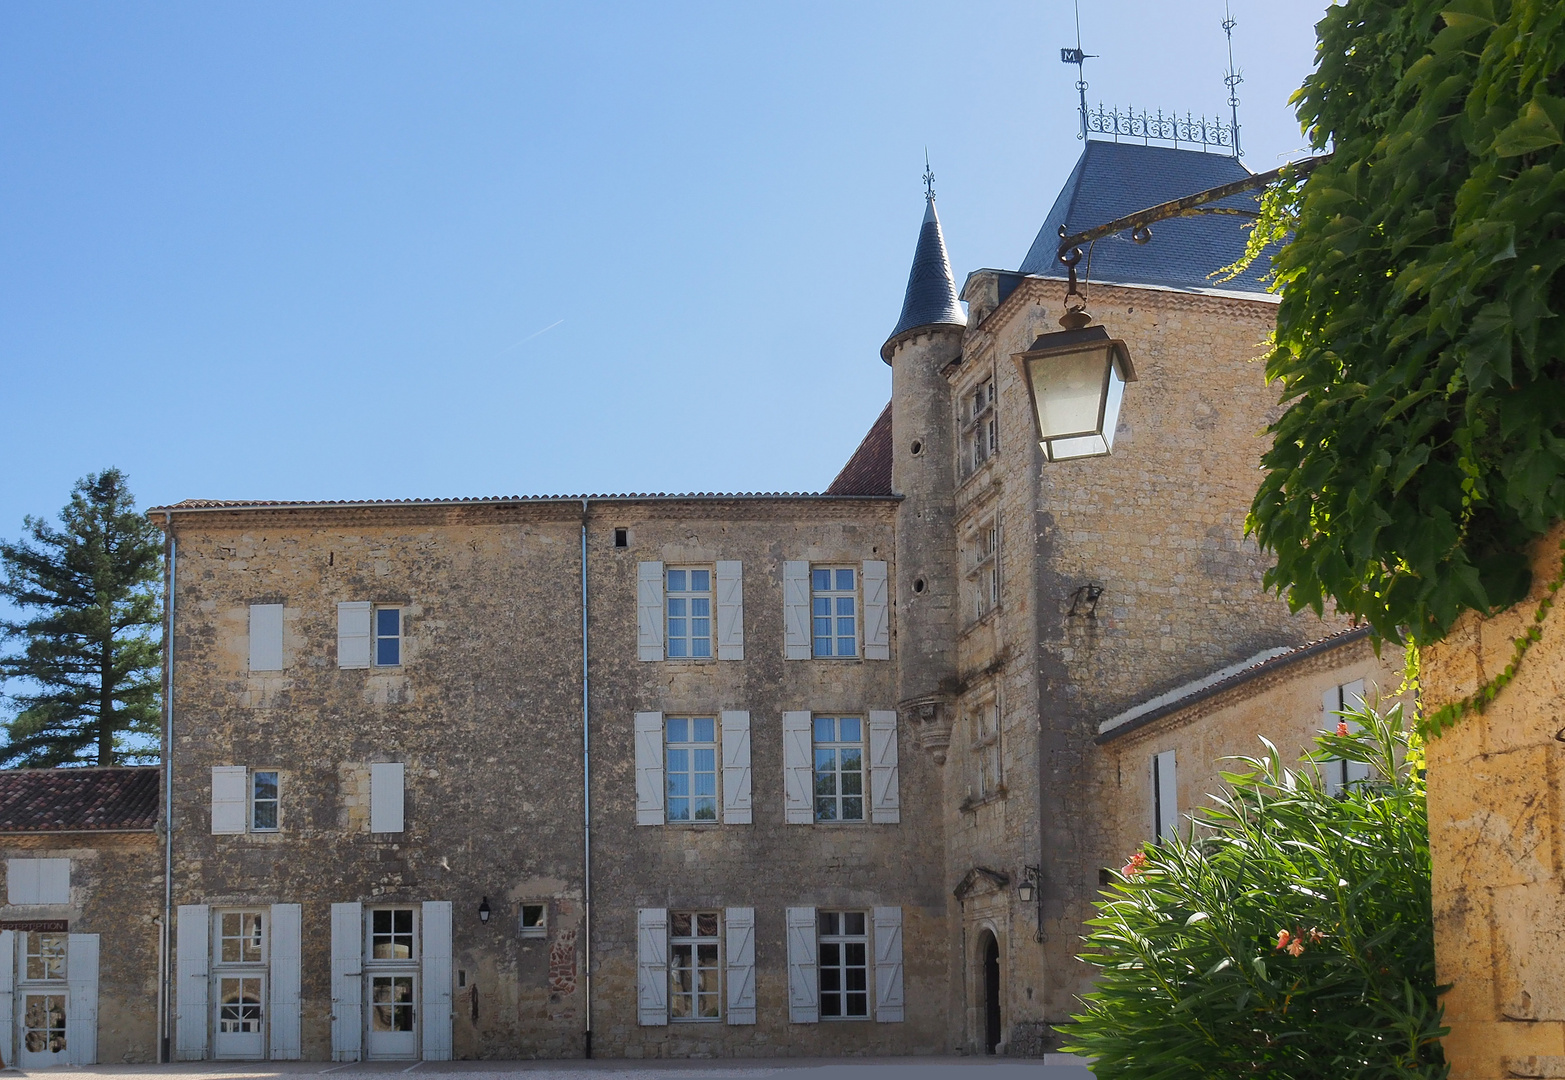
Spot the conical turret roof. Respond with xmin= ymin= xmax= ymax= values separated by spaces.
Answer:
xmin=882 ymin=197 xmax=965 ymax=362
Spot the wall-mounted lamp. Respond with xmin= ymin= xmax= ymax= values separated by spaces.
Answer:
xmin=478 ymin=897 xmax=492 ymax=924
xmin=1018 ymin=865 xmax=1045 ymax=942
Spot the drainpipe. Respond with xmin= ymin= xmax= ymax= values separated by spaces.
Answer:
xmin=580 ymin=500 xmax=593 ymax=1059
xmin=158 ymin=521 xmax=176 ymax=1063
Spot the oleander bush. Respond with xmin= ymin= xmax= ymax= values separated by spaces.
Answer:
xmin=1061 ymin=708 xmax=1446 ymax=1078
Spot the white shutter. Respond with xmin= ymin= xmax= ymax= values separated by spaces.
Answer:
xmin=782 ymin=711 xmax=814 ymax=825
xmin=269 ymin=904 xmax=302 ymax=1060
xmin=370 ymin=762 xmax=405 ymax=833
xmin=872 ymin=907 xmax=904 ymax=1023
xmin=337 ymin=601 xmax=372 ymax=668
xmin=38 ymin=858 xmax=69 ymax=904
xmin=725 ymin=907 xmax=756 ymax=1025
xmin=249 ymin=603 xmax=284 ymax=672
xmin=715 ymin=560 xmax=745 ymax=660
xmin=65 ymin=933 xmax=98 ymax=1064
xmin=211 ymin=766 xmax=248 ymax=835
xmin=637 ymin=562 xmax=665 ymax=662
xmin=721 ymin=711 xmax=752 ymax=825
xmin=421 ymin=901 xmax=453 ymax=1060
xmin=635 ymin=712 xmax=665 ymax=826
xmin=637 ymin=908 xmax=668 ymax=1026
xmin=786 ymin=906 xmax=818 ymax=1023
xmin=862 ymin=561 xmax=889 ymax=660
xmin=0 ymin=930 xmax=14 ymax=1067
xmin=1154 ymin=750 xmax=1178 ymax=843
xmin=1342 ymin=680 xmax=1371 ymax=783
xmin=5 ymin=859 xmax=38 ymax=905
xmin=174 ymin=904 xmax=209 ymax=1060
xmin=1323 ymin=686 xmax=1346 ymax=797
xmin=868 ymin=710 xmax=901 ymax=824
xmin=783 ymin=561 xmax=811 ymax=659
xmin=330 ymin=902 xmax=363 ymax=1061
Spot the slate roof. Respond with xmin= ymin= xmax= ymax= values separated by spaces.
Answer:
xmin=825 ymin=402 xmax=894 ymax=496
xmin=1018 ymin=140 xmax=1272 ymax=295
xmin=0 ymin=767 xmax=160 ymax=832
xmin=882 ymin=198 xmax=966 ymax=361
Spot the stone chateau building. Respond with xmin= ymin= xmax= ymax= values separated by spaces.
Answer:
xmin=1 ymin=138 xmax=1401 ymax=1064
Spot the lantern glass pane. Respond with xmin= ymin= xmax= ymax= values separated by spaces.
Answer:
xmin=1100 ymin=358 xmax=1127 ymax=451
xmin=1028 ymin=345 xmax=1111 ymax=442
xmin=1046 ymin=434 xmax=1110 ymax=460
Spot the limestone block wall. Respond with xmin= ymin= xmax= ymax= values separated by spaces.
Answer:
xmin=1424 ymin=523 xmax=1565 ymax=1080
xmin=0 ymin=833 xmax=163 ymax=1064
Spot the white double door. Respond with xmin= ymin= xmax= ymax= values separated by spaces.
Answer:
xmin=330 ymin=901 xmax=451 ymax=1063
xmin=174 ymin=903 xmax=301 ymax=1062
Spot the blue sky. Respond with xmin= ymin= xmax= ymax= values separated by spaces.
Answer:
xmin=0 ymin=0 xmax=1328 ymax=534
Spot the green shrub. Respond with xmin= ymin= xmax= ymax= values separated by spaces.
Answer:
xmin=1061 ymin=709 xmax=1446 ymax=1078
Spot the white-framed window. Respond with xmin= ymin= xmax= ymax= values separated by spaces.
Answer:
xmin=369 ymin=908 xmax=417 ymax=961
xmin=251 ymin=771 xmax=279 ymax=831
xmin=813 ymin=716 xmax=865 ymax=822
xmin=668 ymin=911 xmax=722 ymax=1022
xmin=665 ymin=568 xmax=713 ymax=659
xmin=374 ymin=607 xmax=402 ymax=667
xmin=519 ymin=904 xmax=547 ymax=939
xmin=24 ymin=931 xmax=67 ymax=982
xmin=218 ymin=911 xmax=266 ymax=965
xmin=811 ymin=567 xmax=858 ymax=658
xmin=817 ymin=911 xmax=869 ymax=1019
xmin=666 ymin=716 xmax=719 ymax=822
xmin=212 ymin=909 xmax=267 ymax=1049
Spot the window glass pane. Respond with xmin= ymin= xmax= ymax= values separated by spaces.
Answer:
xmin=835 ymin=569 xmax=854 ymax=591
xmin=839 ymin=717 xmax=861 ymax=743
xmin=252 ymin=800 xmax=278 ymax=831
xmin=666 ymin=717 xmax=688 ymax=742
xmin=667 ymin=569 xmax=686 ymax=591
xmin=689 ymin=570 xmax=709 ymax=591
xmin=371 ymin=908 xmax=415 ymax=959
xmin=371 ymin=976 xmax=415 ymax=1031
xmin=253 ymin=771 xmax=278 ymax=800
xmin=812 ymin=569 xmax=831 ymax=591
xmin=376 ymin=608 xmax=400 ymax=635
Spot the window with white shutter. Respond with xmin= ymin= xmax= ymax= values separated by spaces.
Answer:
xmin=174 ymin=905 xmax=210 ymax=1060
xmin=868 ymin=710 xmax=901 ymax=824
xmin=872 ymin=907 xmax=904 ymax=1023
xmin=6 ymin=858 xmax=69 ymax=905
xmin=269 ymin=904 xmax=302 ymax=1060
xmin=0 ymin=929 xmax=13 ymax=1062
xmin=785 ymin=906 xmax=818 ymax=1023
xmin=715 ymin=560 xmax=744 ymax=660
xmin=781 ymin=712 xmax=814 ymax=825
xmin=337 ymin=602 xmax=372 ymax=669
xmin=862 ymin=561 xmax=889 ymax=660
xmin=720 ymin=711 xmax=752 ymax=825
xmin=211 ymin=767 xmax=249 ymax=835
xmin=637 ymin=562 xmax=664 ymax=661
xmin=1153 ymin=750 xmax=1178 ymax=843
xmin=248 ymin=604 xmax=284 ymax=672
xmin=634 ymin=712 xmax=665 ymax=826
xmin=370 ymin=763 xmax=405 ymax=834
xmin=637 ymin=908 xmax=669 ymax=1026
xmin=725 ymin=907 xmax=756 ymax=1025
xmin=782 ymin=561 xmax=811 ymax=660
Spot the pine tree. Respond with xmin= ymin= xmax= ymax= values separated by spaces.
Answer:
xmin=0 ymin=469 xmax=163 ymax=766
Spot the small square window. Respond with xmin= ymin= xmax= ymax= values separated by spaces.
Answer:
xmin=251 ymin=771 xmax=279 ymax=831
xmin=614 ymin=528 xmax=629 ymax=548
xmin=371 ymin=908 xmax=416 ymax=960
xmin=519 ymin=904 xmax=547 ymax=938
xmin=374 ymin=608 xmax=401 ymax=666
xmin=811 ymin=567 xmax=858 ymax=657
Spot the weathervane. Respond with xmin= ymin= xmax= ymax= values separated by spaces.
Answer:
xmin=923 ymin=149 xmax=936 ymax=201
xmin=1059 ymin=0 xmax=1096 ymax=142
xmin=1223 ymin=1 xmax=1244 ymax=158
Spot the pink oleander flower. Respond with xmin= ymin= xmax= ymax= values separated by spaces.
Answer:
xmin=1122 ymin=852 xmax=1149 ymax=877
xmin=1336 ymin=722 xmax=1350 ymax=737
xmin=1287 ymin=939 xmax=1305 ymax=957
xmin=1276 ymin=929 xmax=1291 ymax=951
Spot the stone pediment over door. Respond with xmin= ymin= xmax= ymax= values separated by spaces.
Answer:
xmin=953 ymin=867 xmax=1011 ymax=903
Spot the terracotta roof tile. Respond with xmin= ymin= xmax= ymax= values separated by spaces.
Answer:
xmin=825 ymin=402 xmax=894 ymax=496
xmin=0 ymin=767 xmax=159 ymax=832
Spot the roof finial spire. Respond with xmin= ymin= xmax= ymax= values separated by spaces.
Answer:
xmin=1223 ymin=0 xmax=1243 ymax=158
xmin=1059 ymin=0 xmax=1096 ymax=142
xmin=923 ymin=149 xmax=936 ymax=202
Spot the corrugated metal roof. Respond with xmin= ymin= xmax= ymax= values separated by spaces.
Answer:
xmin=824 ymin=402 xmax=894 ymax=496
xmin=0 ymin=767 xmax=159 ymax=832
xmin=1018 ymin=141 xmax=1272 ymax=295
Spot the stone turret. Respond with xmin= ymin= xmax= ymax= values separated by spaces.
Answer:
xmin=883 ymin=195 xmax=965 ymax=754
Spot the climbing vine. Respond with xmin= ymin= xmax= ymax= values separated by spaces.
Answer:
xmin=1243 ymin=0 xmax=1565 ymax=648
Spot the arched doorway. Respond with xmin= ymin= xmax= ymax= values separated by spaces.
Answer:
xmin=981 ymin=931 xmax=1002 ymax=1054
